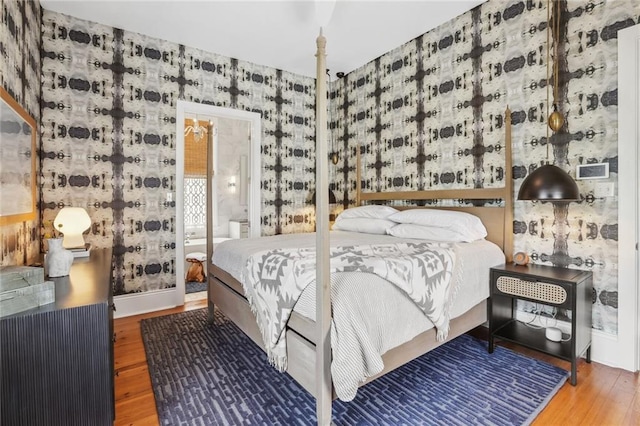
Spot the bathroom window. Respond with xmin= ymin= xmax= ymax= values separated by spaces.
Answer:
xmin=184 ymin=118 xmax=209 ymax=238
xmin=184 ymin=177 xmax=206 ymax=237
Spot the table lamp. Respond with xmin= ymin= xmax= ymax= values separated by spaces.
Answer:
xmin=54 ymin=207 xmax=91 ymax=249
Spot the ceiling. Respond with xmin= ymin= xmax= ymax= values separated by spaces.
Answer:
xmin=40 ymin=0 xmax=484 ymax=79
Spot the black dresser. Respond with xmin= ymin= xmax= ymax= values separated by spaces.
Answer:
xmin=1 ymin=248 xmax=115 ymax=426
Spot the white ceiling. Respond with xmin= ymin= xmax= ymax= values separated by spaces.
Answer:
xmin=40 ymin=0 xmax=484 ymax=79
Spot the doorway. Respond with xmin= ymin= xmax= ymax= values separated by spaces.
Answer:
xmin=175 ymin=101 xmax=261 ymax=305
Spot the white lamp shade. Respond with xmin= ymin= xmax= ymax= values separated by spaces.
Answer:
xmin=53 ymin=207 xmax=91 ymax=249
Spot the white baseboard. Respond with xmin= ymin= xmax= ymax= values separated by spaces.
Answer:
xmin=513 ymin=311 xmax=626 ymax=370
xmin=590 ymin=329 xmax=625 ymax=370
xmin=113 ymin=289 xmax=182 ymax=319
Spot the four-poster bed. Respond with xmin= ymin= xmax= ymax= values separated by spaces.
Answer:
xmin=206 ymin=31 xmax=514 ymax=424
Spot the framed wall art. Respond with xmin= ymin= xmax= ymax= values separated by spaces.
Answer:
xmin=0 ymin=87 xmax=37 ymax=225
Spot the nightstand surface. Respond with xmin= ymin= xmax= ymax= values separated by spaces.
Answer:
xmin=493 ymin=262 xmax=592 ymax=282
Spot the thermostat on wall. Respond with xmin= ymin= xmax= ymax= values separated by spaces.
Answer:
xmin=576 ymin=163 xmax=609 ymax=180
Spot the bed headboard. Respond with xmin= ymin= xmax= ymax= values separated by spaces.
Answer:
xmin=355 ymin=108 xmax=513 ymax=262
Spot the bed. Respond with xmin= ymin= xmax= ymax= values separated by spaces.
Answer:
xmin=205 ymin=31 xmax=514 ymax=424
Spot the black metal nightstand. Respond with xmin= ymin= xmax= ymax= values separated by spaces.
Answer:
xmin=488 ymin=263 xmax=593 ymax=386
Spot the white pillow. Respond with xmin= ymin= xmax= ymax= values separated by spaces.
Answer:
xmin=387 ymin=223 xmax=476 ymax=242
xmin=336 ymin=205 xmax=399 ymax=221
xmin=332 ymin=218 xmax=396 ymax=235
xmin=388 ymin=209 xmax=487 ymax=240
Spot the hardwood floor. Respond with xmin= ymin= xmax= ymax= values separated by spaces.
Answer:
xmin=114 ymin=300 xmax=207 ymax=426
xmin=114 ymin=302 xmax=639 ymax=425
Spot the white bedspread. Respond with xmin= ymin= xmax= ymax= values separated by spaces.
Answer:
xmin=211 ymin=231 xmax=504 ymax=400
xmin=295 ymin=238 xmax=503 ymax=320
xmin=243 ymin=242 xmax=458 ymax=371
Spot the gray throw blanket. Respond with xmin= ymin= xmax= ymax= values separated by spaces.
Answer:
xmin=241 ymin=242 xmax=458 ymax=375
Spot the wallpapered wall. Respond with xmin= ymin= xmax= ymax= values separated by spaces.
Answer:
xmin=40 ymin=11 xmax=316 ymax=295
xmin=0 ymin=0 xmax=41 ymax=267
xmin=6 ymin=0 xmax=638 ymax=333
xmin=331 ymin=0 xmax=639 ymax=335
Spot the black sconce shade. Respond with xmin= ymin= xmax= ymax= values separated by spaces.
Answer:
xmin=517 ymin=164 xmax=580 ymax=201
xmin=310 ymin=189 xmax=337 ymax=205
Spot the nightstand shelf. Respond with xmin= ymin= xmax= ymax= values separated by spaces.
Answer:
xmin=492 ymin=320 xmax=573 ymax=360
xmin=488 ymin=263 xmax=592 ymax=386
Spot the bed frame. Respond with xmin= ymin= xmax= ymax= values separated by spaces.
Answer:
xmin=206 ymin=31 xmax=513 ymax=425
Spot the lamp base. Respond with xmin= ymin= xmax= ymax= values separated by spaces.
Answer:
xmin=69 ymin=243 xmax=91 ymax=258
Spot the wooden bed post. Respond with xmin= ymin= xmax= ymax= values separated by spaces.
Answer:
xmin=356 ymin=146 xmax=361 ymax=206
xmin=504 ymin=107 xmax=514 ymax=263
xmin=206 ymin=122 xmax=215 ymax=323
xmin=314 ymin=29 xmax=332 ymax=425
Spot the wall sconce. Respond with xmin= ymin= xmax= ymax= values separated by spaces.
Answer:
xmin=309 ymin=188 xmax=337 ymax=205
xmin=327 ymin=69 xmax=339 ymax=166
xmin=517 ymin=164 xmax=579 ymax=200
xmin=228 ymin=176 xmax=237 ymax=193
xmin=517 ymin=0 xmax=579 ymax=202
xmin=53 ymin=207 xmax=91 ymax=249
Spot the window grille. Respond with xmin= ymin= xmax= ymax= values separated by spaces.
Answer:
xmin=184 ymin=177 xmax=206 ymax=233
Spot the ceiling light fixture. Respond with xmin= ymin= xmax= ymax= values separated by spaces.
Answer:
xmin=517 ymin=0 xmax=579 ymax=201
xmin=185 ymin=117 xmax=207 ymax=142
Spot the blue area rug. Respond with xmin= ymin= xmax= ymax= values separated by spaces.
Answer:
xmin=141 ymin=309 xmax=568 ymax=425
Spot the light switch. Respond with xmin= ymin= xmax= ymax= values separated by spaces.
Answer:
xmin=594 ymin=182 xmax=614 ymax=198
xmin=166 ymin=192 xmax=173 ymax=202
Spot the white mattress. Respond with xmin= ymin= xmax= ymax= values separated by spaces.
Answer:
xmin=211 ymin=230 xmax=505 ymax=322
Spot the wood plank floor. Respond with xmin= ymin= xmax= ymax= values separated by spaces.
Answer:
xmin=114 ymin=301 xmax=640 ymax=425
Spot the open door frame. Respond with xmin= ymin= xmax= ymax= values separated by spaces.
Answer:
xmin=176 ymin=101 xmax=261 ymax=306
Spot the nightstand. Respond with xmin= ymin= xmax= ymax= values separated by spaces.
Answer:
xmin=488 ymin=263 xmax=592 ymax=386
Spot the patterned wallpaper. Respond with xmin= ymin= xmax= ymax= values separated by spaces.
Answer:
xmin=0 ymin=0 xmax=41 ymax=267
xmin=5 ymin=0 xmax=638 ymax=333
xmin=332 ymin=0 xmax=639 ymax=335
xmin=40 ymin=11 xmax=316 ymax=295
